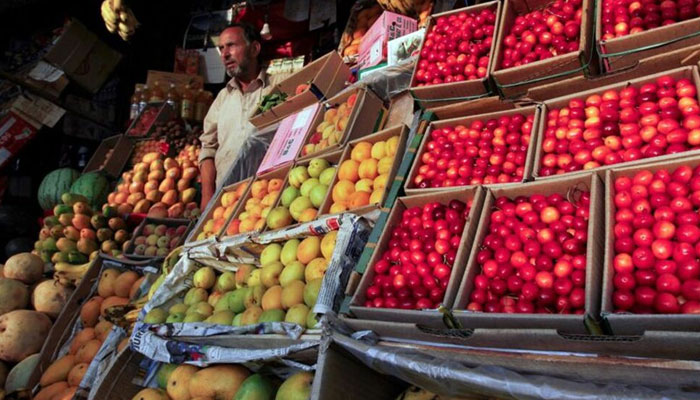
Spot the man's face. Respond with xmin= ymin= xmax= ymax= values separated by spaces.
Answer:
xmin=218 ymin=27 xmax=256 ymax=78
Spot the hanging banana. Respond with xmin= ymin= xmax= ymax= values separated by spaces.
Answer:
xmin=100 ymin=0 xmax=139 ymax=41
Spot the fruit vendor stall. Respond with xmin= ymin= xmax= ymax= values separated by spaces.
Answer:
xmin=3 ymin=0 xmax=700 ymax=399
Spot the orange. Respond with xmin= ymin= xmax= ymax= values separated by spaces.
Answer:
xmin=332 ymin=180 xmax=355 ymax=203
xmin=351 ymin=142 xmax=373 ymax=162
xmin=338 ymin=160 xmax=360 ymax=181
xmin=268 ymin=178 xmax=283 ymax=192
xmin=330 ymin=202 xmax=348 ymax=214
xmin=348 ymin=191 xmax=371 ymax=208
xmin=358 ymin=159 xmax=378 ymax=179
xmin=373 ymin=174 xmax=389 ymax=190
xmin=370 ymin=189 xmax=384 ymax=204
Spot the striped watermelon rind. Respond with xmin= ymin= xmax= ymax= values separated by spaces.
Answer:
xmin=37 ymin=168 xmax=80 ymax=211
xmin=69 ymin=172 xmax=110 ymax=210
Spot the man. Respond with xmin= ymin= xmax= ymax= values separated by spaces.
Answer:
xmin=198 ymin=23 xmax=285 ymax=209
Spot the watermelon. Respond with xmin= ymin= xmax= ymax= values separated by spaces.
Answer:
xmin=69 ymin=172 xmax=111 ymax=210
xmin=37 ymin=168 xmax=80 ymax=211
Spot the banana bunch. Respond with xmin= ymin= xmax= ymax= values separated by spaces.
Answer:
xmin=54 ymin=259 xmax=95 ymax=287
xmin=100 ymin=0 xmax=139 ymax=41
xmin=396 ymin=386 xmax=483 ymax=400
xmin=105 ymin=294 xmax=149 ymax=330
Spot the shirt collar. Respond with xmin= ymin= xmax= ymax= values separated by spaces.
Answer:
xmin=226 ymin=67 xmax=269 ymax=93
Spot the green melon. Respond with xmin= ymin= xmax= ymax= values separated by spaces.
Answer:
xmin=69 ymin=172 xmax=110 ymax=209
xmin=37 ymin=168 xmax=80 ymax=211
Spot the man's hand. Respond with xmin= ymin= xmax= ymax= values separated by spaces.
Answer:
xmin=200 ymin=158 xmax=216 ymax=210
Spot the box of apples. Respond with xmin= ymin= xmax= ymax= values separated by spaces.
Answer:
xmin=491 ymin=0 xmax=596 ymax=98
xmin=297 ymin=87 xmax=386 ymax=160
xmin=405 ymin=106 xmax=541 ymax=192
xmin=602 ymin=155 xmax=700 ymax=335
xmin=249 ymin=52 xmax=350 ymax=129
xmin=532 ymin=65 xmax=700 ymax=180
xmin=451 ymin=173 xmax=604 ymax=334
xmin=596 ymin=0 xmax=700 ymax=72
xmin=124 ymin=218 xmax=193 ymax=260
xmin=409 ymin=1 xmax=503 ymax=108
xmin=187 ymin=178 xmax=252 ymax=243
xmin=349 ymin=187 xmax=485 ymax=325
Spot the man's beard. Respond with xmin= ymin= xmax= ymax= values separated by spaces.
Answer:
xmin=226 ymin=54 xmax=251 ymax=78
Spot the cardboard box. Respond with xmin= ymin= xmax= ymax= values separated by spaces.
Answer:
xmin=349 ymin=187 xmax=485 ymax=324
xmin=249 ymin=52 xmax=350 ymax=129
xmin=596 ymin=7 xmax=700 ymax=72
xmin=387 ymin=29 xmax=425 ymax=66
xmin=357 ymin=11 xmax=418 ymax=70
xmin=491 ymin=0 xmax=596 ymax=99
xmin=404 ymin=106 xmax=541 ymax=194
xmin=257 ymin=103 xmax=321 ymax=176
xmin=86 ymin=347 xmax=144 ymax=400
xmin=532 ymin=66 xmax=700 ymax=180
xmin=409 ymin=2 xmax=503 ymax=109
xmin=146 ymin=70 xmax=204 ymax=91
xmin=338 ymin=1 xmax=384 ymax=64
xmin=83 ymin=134 xmax=134 ymax=179
xmin=602 ymin=155 xmax=700 ymax=335
xmin=425 ymin=96 xmax=516 ymax=120
xmin=319 ymin=125 xmax=409 ymax=217
xmin=297 ymin=87 xmax=386 ymax=161
xmin=124 ymin=218 xmax=193 ymax=261
xmin=44 ymin=20 xmax=122 ymax=93
xmin=186 ymin=178 xmax=252 ymax=243
xmin=0 ymin=111 xmax=39 ymax=170
xmin=526 ymin=43 xmax=700 ymax=102
xmin=451 ymin=174 xmax=605 ymax=334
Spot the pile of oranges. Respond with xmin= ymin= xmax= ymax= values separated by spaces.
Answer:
xmin=196 ymin=183 xmax=248 ymax=240
xmin=225 ymin=178 xmax=283 ymax=235
xmin=330 ymin=135 xmax=400 ymax=213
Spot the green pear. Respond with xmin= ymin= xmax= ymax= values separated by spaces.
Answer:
xmin=303 ymin=278 xmax=323 ymax=307
xmin=280 ymin=261 xmax=306 ymax=287
xmin=216 ymin=271 xmax=237 ymax=292
xmin=260 ymin=243 xmax=282 ymax=265
xmin=280 ymin=187 xmax=300 ymax=208
xmin=307 ymin=158 xmax=330 ymax=178
xmin=258 ymin=309 xmax=286 ymax=323
xmin=309 ymin=184 xmax=329 ymax=208
xmin=168 ymin=303 xmax=188 ymax=315
xmin=319 ymin=167 xmax=337 ymax=186
xmin=183 ymin=312 xmax=206 ymax=322
xmin=166 ymin=312 xmax=185 ymax=323
xmin=227 ymin=288 xmax=248 ymax=313
xmin=260 ymin=261 xmax=284 ymax=288
xmin=187 ymin=302 xmax=213 ymax=317
xmin=280 ymin=239 xmax=300 ymax=266
xmin=144 ymin=308 xmax=168 ymax=324
xmin=184 ymin=287 xmax=208 ymax=305
xmin=300 ymin=178 xmax=320 ymax=198
xmin=285 ymin=304 xmax=309 ymax=326
xmin=206 ymin=310 xmax=235 ymax=325
xmin=288 ymin=166 xmax=310 ymax=188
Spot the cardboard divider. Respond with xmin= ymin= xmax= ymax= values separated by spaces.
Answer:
xmin=408 ymin=1 xmax=502 ymax=108
xmin=348 ymin=187 xmax=485 ymax=324
xmin=404 ymin=106 xmax=541 ymax=195
xmin=491 ymin=0 xmax=596 ymax=99
xmin=450 ymin=173 xmax=604 ymax=334
xmin=425 ymin=96 xmax=517 ymax=120
xmin=319 ymin=125 xmax=409 ymax=217
xmin=221 ymin=164 xmax=293 ymax=239
xmin=596 ymin=2 xmax=700 ymax=73
xmin=124 ymin=217 xmax=193 ymax=261
xmin=84 ymin=135 xmax=134 ymax=179
xmin=532 ymin=65 xmax=700 ymax=180
xmin=87 ymin=348 xmax=144 ymax=400
xmin=267 ymin=149 xmax=344 ymax=233
xmin=296 ymin=87 xmax=386 ymax=161
xmin=186 ymin=178 xmax=252 ymax=243
xmin=249 ymin=52 xmax=350 ymax=129
xmin=602 ymin=155 xmax=700 ymax=335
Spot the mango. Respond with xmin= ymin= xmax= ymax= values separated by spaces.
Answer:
xmin=98 ymin=269 xmax=120 ymax=297
xmin=34 ymin=381 xmax=69 ymax=400
xmin=114 ymin=270 xmax=139 ymax=297
xmin=189 ymin=365 xmax=250 ymax=400
xmin=275 ymin=372 xmax=314 ymax=400
xmin=167 ymin=365 xmax=199 ymax=400
xmin=39 ymin=354 xmax=75 ymax=386
xmin=67 ymin=362 xmax=88 ymax=386
xmin=69 ymin=328 xmax=96 ymax=355
xmin=76 ymin=339 xmax=101 ymax=364
xmin=234 ymin=373 xmax=275 ymax=400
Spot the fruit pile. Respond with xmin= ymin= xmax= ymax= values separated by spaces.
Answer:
xmin=601 ymin=0 xmax=700 ymax=40
xmin=413 ymin=7 xmax=497 ymax=86
xmin=539 ymin=75 xmax=700 ymax=176
xmin=499 ymin=0 xmax=583 ymax=70
xmin=134 ymin=364 xmax=313 ymax=400
xmin=195 ymin=183 xmax=248 ymax=241
xmin=108 ymin=151 xmax=201 ymax=219
xmin=151 ymin=119 xmax=200 ymax=152
xmin=341 ymin=4 xmax=383 ymax=57
xmin=34 ymin=267 xmax=144 ymax=399
xmin=330 ymin=136 xmax=400 ymax=213
xmin=412 ymin=113 xmax=534 ymax=188
xmin=611 ymin=166 xmax=700 ymax=314
xmin=226 ymin=178 xmax=283 ymax=235
xmin=269 ymin=160 xmax=337 ymax=229
xmin=467 ymin=191 xmax=591 ymax=314
xmin=363 ymin=200 xmax=471 ymax=309
xmin=35 ymin=193 xmax=129 ymax=265
xmin=301 ymin=93 xmax=357 ymax=157
xmin=127 ymin=223 xmax=189 ymax=258
xmin=130 ymin=139 xmax=168 ymax=165
xmin=144 ymin=233 xmax=336 ymax=329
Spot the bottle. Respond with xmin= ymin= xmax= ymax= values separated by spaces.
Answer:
xmin=149 ymin=81 xmax=164 ymax=103
xmin=138 ymin=85 xmax=149 ymax=114
xmin=130 ymin=87 xmax=141 ymax=120
xmin=194 ymin=89 xmax=208 ymax=122
xmin=166 ymin=83 xmax=180 ymax=114
xmin=181 ymin=84 xmax=194 ymax=121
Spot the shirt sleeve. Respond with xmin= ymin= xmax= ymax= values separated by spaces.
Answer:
xmin=198 ymin=90 xmax=223 ymax=164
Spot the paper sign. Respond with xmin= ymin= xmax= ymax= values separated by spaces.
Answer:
xmin=28 ymin=61 xmax=65 ymax=83
xmin=11 ymin=94 xmax=65 ymax=128
xmin=257 ymin=103 xmax=320 ymax=175
xmin=0 ymin=112 xmax=39 ymax=170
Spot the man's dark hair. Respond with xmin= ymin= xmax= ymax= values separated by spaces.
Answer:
xmin=224 ymin=22 xmax=262 ymax=46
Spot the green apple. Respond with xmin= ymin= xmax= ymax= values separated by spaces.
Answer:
xmin=288 ymin=166 xmax=310 ymax=188
xmin=309 ymin=184 xmax=329 ymax=208
xmin=280 ymin=261 xmax=306 ymax=287
xmin=289 ymin=197 xmax=313 ymax=221
xmin=307 ymin=158 xmax=330 ymax=178
xmin=319 ymin=167 xmax=337 ymax=186
xmin=300 ymin=178 xmax=320 ymax=197
xmin=280 ymin=186 xmax=300 ymax=207
xmin=260 ymin=243 xmax=282 ymax=265
xmin=280 ymin=239 xmax=300 ymax=266
xmin=266 ymin=207 xmax=293 ymax=229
